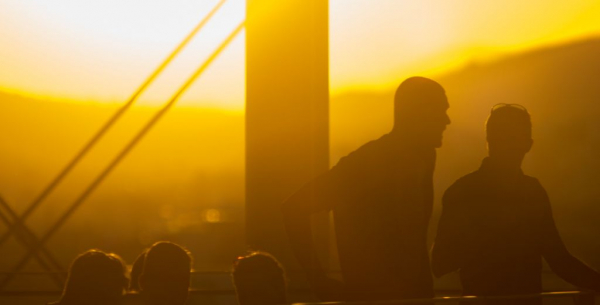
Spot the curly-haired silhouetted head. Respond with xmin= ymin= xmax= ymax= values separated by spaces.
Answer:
xmin=232 ymin=251 xmax=287 ymax=305
xmin=53 ymin=249 xmax=127 ymax=305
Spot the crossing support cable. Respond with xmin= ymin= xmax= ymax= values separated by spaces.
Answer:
xmin=0 ymin=0 xmax=228 ymax=251
xmin=0 ymin=197 xmax=64 ymax=287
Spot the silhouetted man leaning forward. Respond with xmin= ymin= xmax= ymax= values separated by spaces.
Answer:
xmin=283 ymin=77 xmax=451 ymax=301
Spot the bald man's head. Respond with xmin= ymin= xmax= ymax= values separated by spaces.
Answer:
xmin=392 ymin=77 xmax=450 ymax=148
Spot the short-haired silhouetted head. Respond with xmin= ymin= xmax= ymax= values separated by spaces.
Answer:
xmin=56 ymin=249 xmax=127 ymax=305
xmin=139 ymin=241 xmax=192 ymax=305
xmin=393 ymin=77 xmax=450 ymax=148
xmin=232 ymin=252 xmax=287 ymax=305
xmin=486 ymin=103 xmax=533 ymax=161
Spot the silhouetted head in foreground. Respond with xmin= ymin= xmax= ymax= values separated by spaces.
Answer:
xmin=393 ymin=77 xmax=450 ymax=148
xmin=55 ymin=249 xmax=127 ymax=305
xmin=486 ymin=103 xmax=533 ymax=166
xmin=128 ymin=248 xmax=148 ymax=292
xmin=139 ymin=241 xmax=192 ymax=305
xmin=232 ymin=252 xmax=287 ymax=305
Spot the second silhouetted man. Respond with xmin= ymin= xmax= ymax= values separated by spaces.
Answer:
xmin=432 ymin=104 xmax=600 ymax=305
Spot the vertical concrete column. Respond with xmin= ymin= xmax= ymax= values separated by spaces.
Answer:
xmin=245 ymin=0 xmax=330 ymax=267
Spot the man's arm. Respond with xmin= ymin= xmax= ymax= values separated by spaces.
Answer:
xmin=538 ymin=182 xmax=600 ymax=291
xmin=431 ymin=181 xmax=471 ymax=278
xmin=282 ymin=158 xmax=356 ymax=300
xmin=281 ymin=173 xmax=336 ymax=279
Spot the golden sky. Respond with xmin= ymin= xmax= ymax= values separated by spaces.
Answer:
xmin=1 ymin=0 xmax=600 ymax=109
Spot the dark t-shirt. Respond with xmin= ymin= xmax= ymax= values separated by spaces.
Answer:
xmin=312 ymin=133 xmax=436 ymax=300
xmin=432 ymin=157 xmax=600 ymax=305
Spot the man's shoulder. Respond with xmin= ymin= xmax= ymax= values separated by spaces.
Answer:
xmin=334 ymin=134 xmax=393 ymax=165
xmin=442 ymin=170 xmax=482 ymax=205
xmin=522 ymin=174 xmax=542 ymax=186
xmin=353 ymin=133 xmax=394 ymax=154
xmin=521 ymin=174 xmax=548 ymax=197
xmin=448 ymin=170 xmax=481 ymax=189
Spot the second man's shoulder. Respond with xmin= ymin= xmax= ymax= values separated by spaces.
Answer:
xmin=447 ymin=170 xmax=481 ymax=190
xmin=442 ymin=171 xmax=482 ymax=204
xmin=521 ymin=174 xmax=550 ymax=197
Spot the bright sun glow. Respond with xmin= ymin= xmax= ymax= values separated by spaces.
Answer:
xmin=0 ymin=0 xmax=246 ymax=109
xmin=1 ymin=0 xmax=600 ymax=108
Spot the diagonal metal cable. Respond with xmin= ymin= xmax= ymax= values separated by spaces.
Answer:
xmin=0 ymin=0 xmax=228 ymax=249
xmin=0 ymin=197 xmax=64 ymax=287
xmin=0 ymin=21 xmax=246 ymax=290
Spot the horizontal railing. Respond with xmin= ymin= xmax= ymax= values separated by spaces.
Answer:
xmin=0 ymin=289 xmax=239 ymax=297
xmin=293 ymin=291 xmax=596 ymax=304
xmin=0 ymin=290 xmax=596 ymax=304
